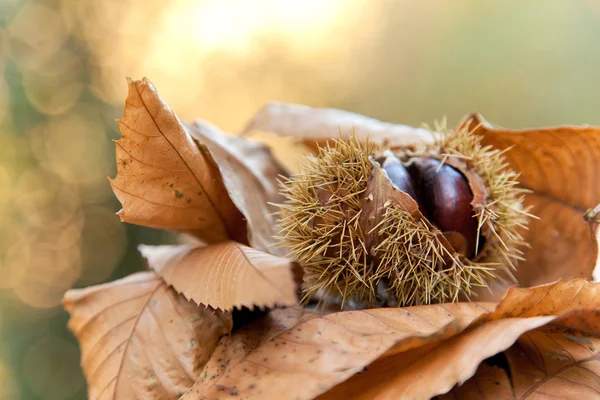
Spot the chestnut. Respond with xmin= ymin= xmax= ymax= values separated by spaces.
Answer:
xmin=408 ymin=158 xmax=478 ymax=257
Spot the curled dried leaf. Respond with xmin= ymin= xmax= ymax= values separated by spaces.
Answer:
xmin=110 ymin=78 xmax=246 ymax=244
xmin=140 ymin=243 xmax=299 ymax=311
xmin=444 ymin=309 xmax=600 ymax=399
xmin=182 ymin=303 xmax=490 ymax=400
xmin=320 ymin=280 xmax=600 ymax=399
xmin=460 ymin=113 xmax=600 ymax=287
xmin=241 ymin=102 xmax=434 ymax=151
xmin=186 ymin=120 xmax=288 ymax=256
xmin=63 ymin=272 xmax=232 ymax=400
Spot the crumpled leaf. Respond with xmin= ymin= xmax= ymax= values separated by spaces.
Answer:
xmin=322 ymin=317 xmax=553 ymax=400
xmin=241 ymin=102 xmax=434 ymax=151
xmin=460 ymin=113 xmax=600 ymax=287
xmin=63 ymin=272 xmax=232 ymax=400
xmin=139 ymin=242 xmax=299 ymax=311
xmin=110 ymin=78 xmax=246 ymax=244
xmin=436 ymin=363 xmax=514 ymax=400
xmin=442 ymin=308 xmax=600 ymax=399
xmin=319 ymin=280 xmax=600 ymax=400
xmin=186 ymin=120 xmax=287 ymax=255
xmin=181 ymin=303 xmax=491 ymax=400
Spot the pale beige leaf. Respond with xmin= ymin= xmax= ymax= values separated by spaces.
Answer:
xmin=186 ymin=120 xmax=287 ymax=255
xmin=110 ymin=78 xmax=246 ymax=244
xmin=460 ymin=113 xmax=600 ymax=287
xmin=182 ymin=303 xmax=492 ymax=400
xmin=139 ymin=242 xmax=298 ymax=311
xmin=63 ymin=272 xmax=231 ymax=400
xmin=321 ymin=280 xmax=600 ymax=399
xmin=241 ymin=102 xmax=434 ymax=151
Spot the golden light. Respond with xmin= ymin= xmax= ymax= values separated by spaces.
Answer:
xmin=28 ymin=106 xmax=111 ymax=185
xmin=7 ymin=2 xmax=69 ymax=69
xmin=22 ymin=48 xmax=84 ymax=116
xmin=13 ymin=168 xmax=81 ymax=228
xmin=168 ymin=0 xmax=351 ymax=55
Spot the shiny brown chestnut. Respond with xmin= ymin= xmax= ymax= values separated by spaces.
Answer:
xmin=382 ymin=157 xmax=479 ymax=257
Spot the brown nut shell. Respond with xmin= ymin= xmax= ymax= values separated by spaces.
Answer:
xmin=408 ymin=158 xmax=479 ymax=257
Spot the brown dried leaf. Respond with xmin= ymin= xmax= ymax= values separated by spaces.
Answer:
xmin=110 ymin=78 xmax=246 ymax=244
xmin=501 ymin=309 xmax=600 ymax=398
xmin=181 ymin=303 xmax=491 ymax=400
xmin=443 ymin=309 xmax=600 ymax=399
xmin=321 ymin=280 xmax=600 ymax=399
xmin=241 ymin=102 xmax=434 ymax=152
xmin=460 ymin=113 xmax=600 ymax=287
xmin=436 ymin=364 xmax=514 ymax=400
xmin=62 ymin=272 xmax=232 ymax=400
xmin=139 ymin=242 xmax=298 ymax=311
xmin=321 ymin=316 xmax=553 ymax=400
xmin=186 ymin=120 xmax=287 ymax=255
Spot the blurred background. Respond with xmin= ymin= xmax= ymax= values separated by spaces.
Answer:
xmin=1 ymin=0 xmax=600 ymax=398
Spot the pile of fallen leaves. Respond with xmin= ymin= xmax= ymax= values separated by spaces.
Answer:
xmin=63 ymin=78 xmax=600 ymax=399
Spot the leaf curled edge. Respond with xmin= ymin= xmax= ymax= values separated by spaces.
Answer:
xmin=182 ymin=303 xmax=491 ymax=400
xmin=110 ymin=78 xmax=246 ymax=244
xmin=186 ymin=120 xmax=288 ymax=256
xmin=63 ymin=271 xmax=232 ymax=400
xmin=321 ymin=279 xmax=600 ymax=400
xmin=241 ymin=102 xmax=434 ymax=151
xmin=442 ymin=308 xmax=600 ymax=399
xmin=460 ymin=113 xmax=600 ymax=287
xmin=140 ymin=243 xmax=299 ymax=311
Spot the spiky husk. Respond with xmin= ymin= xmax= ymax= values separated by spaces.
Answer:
xmin=277 ymin=124 xmax=531 ymax=308
xmin=413 ymin=121 xmax=532 ymax=277
xmin=277 ymin=136 xmax=375 ymax=305
xmin=372 ymin=207 xmax=493 ymax=306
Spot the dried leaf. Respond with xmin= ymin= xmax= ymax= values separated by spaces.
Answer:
xmin=186 ymin=120 xmax=287 ymax=255
xmin=320 ymin=316 xmax=553 ymax=400
xmin=63 ymin=272 xmax=232 ymax=400
xmin=489 ymin=279 xmax=600 ymax=320
xmin=182 ymin=303 xmax=491 ymax=400
xmin=436 ymin=364 xmax=514 ymax=400
xmin=501 ymin=309 xmax=600 ymax=398
xmin=444 ymin=309 xmax=600 ymax=399
xmin=321 ymin=280 xmax=600 ymax=399
xmin=241 ymin=102 xmax=434 ymax=151
xmin=139 ymin=242 xmax=298 ymax=311
xmin=110 ymin=78 xmax=246 ymax=244
xmin=460 ymin=113 xmax=600 ymax=286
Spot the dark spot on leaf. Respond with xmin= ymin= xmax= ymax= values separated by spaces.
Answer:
xmin=175 ymin=189 xmax=183 ymax=198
